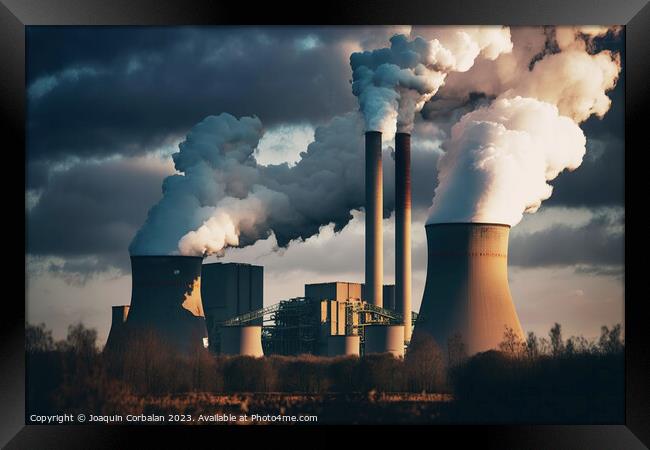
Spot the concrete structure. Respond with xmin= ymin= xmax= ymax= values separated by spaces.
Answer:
xmin=365 ymin=131 xmax=383 ymax=308
xmin=395 ymin=132 xmax=412 ymax=343
xmin=126 ymin=256 xmax=207 ymax=353
xmin=201 ymin=262 xmax=263 ymax=353
xmin=364 ymin=324 xmax=405 ymax=357
xmin=104 ymin=305 xmax=129 ymax=351
xmin=305 ymin=282 xmax=362 ymax=303
xmin=327 ymin=335 xmax=360 ymax=357
xmin=220 ymin=325 xmax=264 ymax=357
xmin=412 ymin=223 xmax=524 ymax=356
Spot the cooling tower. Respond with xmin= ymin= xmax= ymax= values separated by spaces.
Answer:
xmin=104 ymin=305 xmax=129 ymax=351
xmin=395 ymin=132 xmax=412 ymax=343
xmin=365 ymin=131 xmax=383 ymax=307
xmin=220 ymin=326 xmax=264 ymax=357
xmin=365 ymin=325 xmax=405 ymax=357
xmin=327 ymin=335 xmax=360 ymax=357
xmin=412 ymin=223 xmax=524 ymax=356
xmin=126 ymin=255 xmax=207 ymax=353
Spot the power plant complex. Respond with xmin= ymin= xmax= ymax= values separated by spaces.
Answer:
xmin=107 ymin=130 xmax=524 ymax=359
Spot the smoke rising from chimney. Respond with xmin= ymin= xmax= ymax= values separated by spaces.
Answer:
xmin=130 ymin=27 xmax=621 ymax=258
xmin=350 ymin=29 xmax=512 ymax=134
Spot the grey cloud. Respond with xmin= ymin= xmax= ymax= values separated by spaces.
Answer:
xmin=27 ymin=157 xmax=172 ymax=275
xmin=509 ymin=210 xmax=624 ymax=272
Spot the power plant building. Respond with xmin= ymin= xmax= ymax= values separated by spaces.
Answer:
xmin=201 ymin=262 xmax=263 ymax=353
xmin=108 ymin=128 xmax=526 ymax=364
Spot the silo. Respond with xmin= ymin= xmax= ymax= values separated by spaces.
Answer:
xmin=412 ymin=223 xmax=524 ymax=356
xmin=327 ymin=335 xmax=360 ymax=357
xmin=220 ymin=326 xmax=264 ymax=357
xmin=364 ymin=325 xmax=405 ymax=357
xmin=126 ymin=255 xmax=207 ymax=353
xmin=365 ymin=131 xmax=383 ymax=308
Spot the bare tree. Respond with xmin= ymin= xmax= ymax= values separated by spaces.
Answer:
xmin=63 ymin=322 xmax=98 ymax=356
xmin=598 ymin=324 xmax=624 ymax=354
xmin=549 ymin=323 xmax=564 ymax=357
xmin=26 ymin=322 xmax=54 ymax=353
xmin=525 ymin=331 xmax=539 ymax=359
xmin=499 ymin=326 xmax=525 ymax=358
xmin=447 ymin=332 xmax=467 ymax=367
xmin=405 ymin=333 xmax=446 ymax=392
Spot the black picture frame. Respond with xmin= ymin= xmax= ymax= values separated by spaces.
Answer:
xmin=5 ymin=0 xmax=648 ymax=447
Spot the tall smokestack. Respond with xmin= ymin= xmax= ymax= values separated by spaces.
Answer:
xmin=395 ymin=132 xmax=412 ymax=343
xmin=365 ymin=131 xmax=383 ymax=307
xmin=412 ymin=223 xmax=524 ymax=356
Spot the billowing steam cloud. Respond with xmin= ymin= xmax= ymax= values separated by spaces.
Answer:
xmin=350 ymin=28 xmax=512 ymax=134
xmin=130 ymin=112 xmax=367 ymax=256
xmin=130 ymin=26 xmax=621 ymax=257
xmin=427 ymin=26 xmax=621 ymax=226
xmin=427 ymin=97 xmax=586 ymax=225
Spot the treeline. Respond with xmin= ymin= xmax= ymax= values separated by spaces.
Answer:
xmin=447 ymin=323 xmax=625 ymax=423
xmin=26 ymin=322 xmax=448 ymax=416
xmin=26 ymin=322 xmax=624 ymax=423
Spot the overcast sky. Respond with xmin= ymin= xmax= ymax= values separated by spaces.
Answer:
xmin=25 ymin=26 xmax=624 ymax=346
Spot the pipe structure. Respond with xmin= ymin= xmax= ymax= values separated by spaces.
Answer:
xmin=412 ymin=223 xmax=524 ymax=356
xmin=395 ymin=132 xmax=412 ymax=343
xmin=365 ymin=131 xmax=383 ymax=308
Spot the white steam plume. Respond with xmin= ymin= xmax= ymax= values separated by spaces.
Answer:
xmin=427 ymin=97 xmax=586 ymax=226
xmin=350 ymin=28 xmax=512 ymax=134
xmin=130 ymin=112 xmax=370 ymax=257
xmin=426 ymin=26 xmax=621 ymax=226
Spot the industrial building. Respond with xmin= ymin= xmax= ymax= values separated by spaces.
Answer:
xmin=220 ymin=281 xmax=413 ymax=357
xmin=200 ymin=262 xmax=263 ymax=354
xmin=108 ymin=126 xmax=525 ymax=360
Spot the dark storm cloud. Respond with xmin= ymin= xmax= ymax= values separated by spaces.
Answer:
xmin=26 ymin=160 xmax=51 ymax=190
xmin=547 ymin=133 xmax=624 ymax=207
xmin=26 ymin=26 xmax=392 ymax=164
xmin=509 ymin=210 xmax=624 ymax=271
xmin=27 ymin=158 xmax=171 ymax=274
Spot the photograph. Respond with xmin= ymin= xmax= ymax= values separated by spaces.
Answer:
xmin=24 ymin=24 xmax=626 ymax=427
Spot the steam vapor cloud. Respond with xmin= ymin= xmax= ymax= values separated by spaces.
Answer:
xmin=130 ymin=112 xmax=367 ymax=256
xmin=350 ymin=28 xmax=512 ymax=134
xmin=426 ymin=26 xmax=621 ymax=226
xmin=130 ymin=26 xmax=621 ymax=257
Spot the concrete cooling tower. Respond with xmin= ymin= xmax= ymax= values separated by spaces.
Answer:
xmin=412 ymin=223 xmax=524 ymax=356
xmin=104 ymin=305 xmax=130 ymax=351
xmin=125 ymin=255 xmax=208 ymax=353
